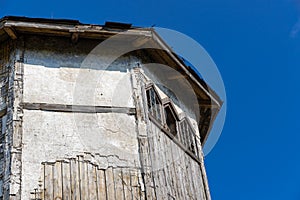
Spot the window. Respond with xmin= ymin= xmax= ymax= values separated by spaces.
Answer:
xmin=145 ymin=84 xmax=199 ymax=159
xmin=146 ymin=87 xmax=162 ymax=122
xmin=164 ymin=105 xmax=177 ymax=138
xmin=179 ymin=119 xmax=198 ymax=156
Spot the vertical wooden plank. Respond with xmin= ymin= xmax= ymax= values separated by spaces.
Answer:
xmin=159 ymin=128 xmax=170 ymax=200
xmin=43 ymin=163 xmax=54 ymax=200
xmin=97 ymin=169 xmax=107 ymax=200
xmin=140 ymin=173 xmax=147 ymax=200
xmin=179 ymin=154 xmax=188 ymax=198
xmin=53 ymin=161 xmax=63 ymax=200
xmin=70 ymin=158 xmax=80 ymax=200
xmin=130 ymin=170 xmax=140 ymax=200
xmin=170 ymin=140 xmax=183 ymax=200
xmin=196 ymin=163 xmax=206 ymax=200
xmin=122 ymin=169 xmax=132 ymax=200
xmin=114 ymin=168 xmax=124 ymax=200
xmin=106 ymin=167 xmax=115 ymax=200
xmin=156 ymin=128 xmax=165 ymax=200
xmin=190 ymin=161 xmax=202 ymax=199
xmin=94 ymin=166 xmax=100 ymax=200
xmin=137 ymin=136 xmax=152 ymax=200
xmin=80 ymin=160 xmax=88 ymax=200
xmin=176 ymin=148 xmax=187 ymax=200
xmin=62 ymin=161 xmax=72 ymax=200
xmin=88 ymin=164 xmax=98 ymax=200
xmin=183 ymin=154 xmax=193 ymax=199
xmin=144 ymin=124 xmax=157 ymax=200
xmin=163 ymin=134 xmax=176 ymax=199
xmin=85 ymin=162 xmax=91 ymax=199
xmin=139 ymin=137 xmax=150 ymax=169
xmin=168 ymin=142 xmax=177 ymax=198
xmin=151 ymin=124 xmax=162 ymax=199
xmin=187 ymin=156 xmax=197 ymax=200
xmin=145 ymin=172 xmax=154 ymax=199
xmin=77 ymin=157 xmax=84 ymax=200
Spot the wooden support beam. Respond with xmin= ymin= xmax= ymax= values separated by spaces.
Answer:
xmin=21 ymin=102 xmax=136 ymax=115
xmin=3 ymin=26 xmax=17 ymax=40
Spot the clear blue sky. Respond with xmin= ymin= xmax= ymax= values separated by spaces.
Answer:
xmin=1 ymin=0 xmax=299 ymax=199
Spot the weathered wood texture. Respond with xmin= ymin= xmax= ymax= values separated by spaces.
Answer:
xmin=33 ymin=157 xmax=144 ymax=200
xmin=141 ymin=122 xmax=207 ymax=200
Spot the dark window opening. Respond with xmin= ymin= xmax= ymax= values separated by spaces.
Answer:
xmin=146 ymin=87 xmax=162 ymax=122
xmin=164 ymin=105 xmax=177 ymax=138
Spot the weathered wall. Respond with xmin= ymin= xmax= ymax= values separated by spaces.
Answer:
xmin=0 ymin=40 xmax=24 ymax=200
xmin=1 ymin=35 xmax=211 ymax=200
xmin=21 ymin=111 xmax=139 ymax=199
xmin=23 ymin=64 xmax=134 ymax=107
xmin=20 ymin=62 xmax=139 ymax=199
xmin=17 ymin=35 xmax=143 ymax=199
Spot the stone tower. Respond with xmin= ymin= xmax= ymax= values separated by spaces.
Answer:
xmin=0 ymin=16 xmax=222 ymax=200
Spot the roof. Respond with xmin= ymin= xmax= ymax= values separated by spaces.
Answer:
xmin=0 ymin=16 xmax=222 ymax=144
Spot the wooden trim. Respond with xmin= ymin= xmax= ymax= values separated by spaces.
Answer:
xmin=3 ymin=26 xmax=17 ymax=40
xmin=21 ymin=103 xmax=136 ymax=115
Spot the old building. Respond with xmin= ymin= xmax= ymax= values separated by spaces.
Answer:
xmin=0 ymin=16 xmax=222 ymax=200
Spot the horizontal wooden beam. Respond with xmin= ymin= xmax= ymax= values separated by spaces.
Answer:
xmin=21 ymin=102 xmax=136 ymax=115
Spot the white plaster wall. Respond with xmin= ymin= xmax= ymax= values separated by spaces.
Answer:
xmin=21 ymin=110 xmax=139 ymax=199
xmin=23 ymin=64 xmax=134 ymax=107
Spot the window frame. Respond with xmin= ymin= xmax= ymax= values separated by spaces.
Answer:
xmin=144 ymin=83 xmax=200 ymax=161
xmin=163 ymin=102 xmax=179 ymax=139
xmin=145 ymin=84 xmax=163 ymax=124
xmin=178 ymin=118 xmax=199 ymax=158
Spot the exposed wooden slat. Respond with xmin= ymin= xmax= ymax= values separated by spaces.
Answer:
xmin=170 ymin=141 xmax=181 ymax=199
xmin=53 ymin=161 xmax=63 ymax=200
xmin=150 ymin=125 xmax=160 ymax=198
xmin=43 ymin=163 xmax=54 ymax=200
xmin=122 ymin=169 xmax=132 ymax=200
xmin=164 ymin=137 xmax=174 ymax=200
xmin=190 ymin=161 xmax=202 ymax=199
xmin=70 ymin=158 xmax=80 ymax=200
xmin=175 ymin=147 xmax=186 ymax=200
xmin=62 ymin=161 xmax=72 ymax=200
xmin=153 ymin=124 xmax=165 ymax=199
xmin=106 ymin=167 xmax=115 ymax=200
xmin=88 ymin=164 xmax=98 ymax=200
xmin=97 ymin=169 xmax=107 ymax=200
xmin=79 ymin=160 xmax=88 ymax=199
xmin=114 ymin=168 xmax=124 ymax=200
xmin=130 ymin=170 xmax=140 ymax=200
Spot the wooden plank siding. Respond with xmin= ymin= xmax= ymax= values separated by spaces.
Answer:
xmin=38 ymin=157 xmax=144 ymax=200
xmin=143 ymin=122 xmax=207 ymax=200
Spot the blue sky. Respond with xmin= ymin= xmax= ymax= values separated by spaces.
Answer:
xmin=1 ymin=0 xmax=300 ymax=199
